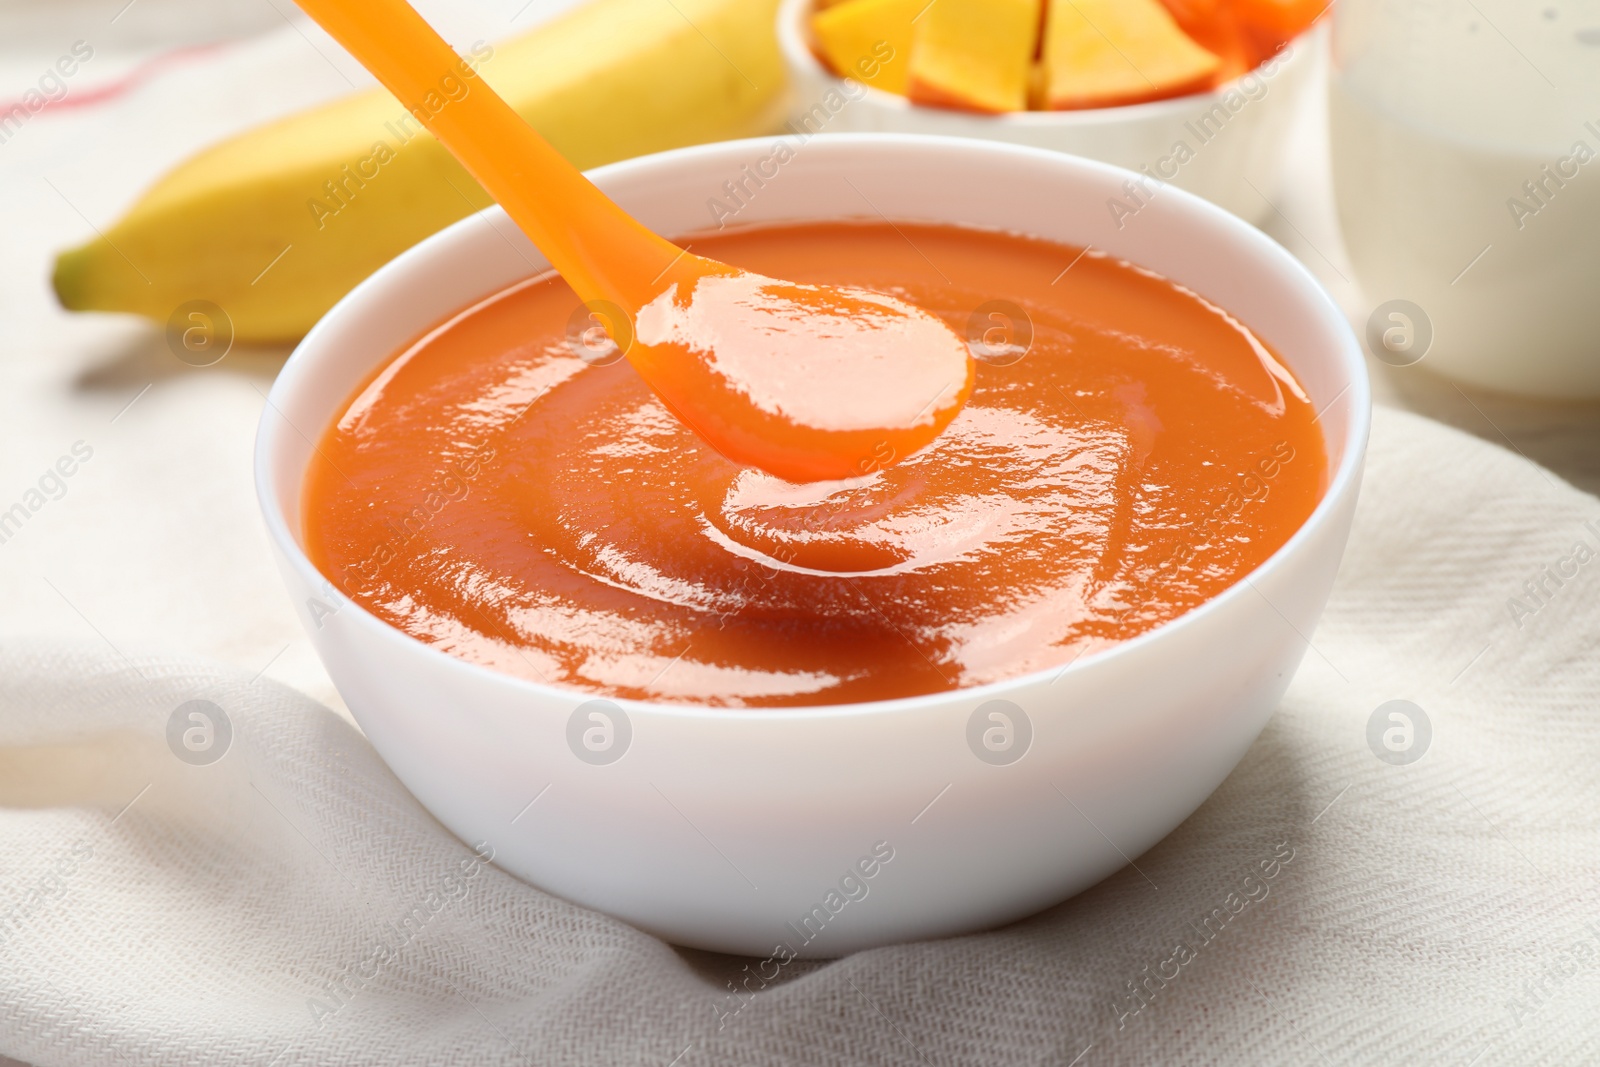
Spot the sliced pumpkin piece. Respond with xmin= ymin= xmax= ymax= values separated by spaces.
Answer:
xmin=811 ymin=0 xmax=920 ymax=95
xmin=907 ymin=0 xmax=1043 ymax=114
xmin=1040 ymin=0 xmax=1221 ymax=110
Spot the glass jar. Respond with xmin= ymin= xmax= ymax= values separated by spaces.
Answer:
xmin=1330 ymin=0 xmax=1600 ymax=395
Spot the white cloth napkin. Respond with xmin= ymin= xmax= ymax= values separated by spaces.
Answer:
xmin=4 ymin=404 xmax=1598 ymax=1066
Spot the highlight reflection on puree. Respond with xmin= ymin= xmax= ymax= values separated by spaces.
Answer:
xmin=303 ymin=221 xmax=1326 ymax=707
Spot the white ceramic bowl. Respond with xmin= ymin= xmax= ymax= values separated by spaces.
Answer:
xmin=777 ymin=0 xmax=1320 ymax=224
xmin=256 ymin=134 xmax=1368 ymax=958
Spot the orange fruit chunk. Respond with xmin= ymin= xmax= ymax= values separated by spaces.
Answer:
xmin=907 ymin=0 xmax=1042 ymax=114
xmin=811 ymin=0 xmax=919 ymax=95
xmin=1159 ymin=0 xmax=1261 ymax=86
xmin=1231 ymin=0 xmax=1326 ymax=41
xmin=1040 ymin=0 xmax=1221 ymax=109
xmin=1158 ymin=0 xmax=1224 ymax=22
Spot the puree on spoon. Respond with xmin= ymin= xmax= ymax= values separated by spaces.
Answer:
xmin=303 ymin=220 xmax=1326 ymax=707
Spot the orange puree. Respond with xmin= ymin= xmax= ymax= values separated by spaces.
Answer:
xmin=302 ymin=221 xmax=1326 ymax=707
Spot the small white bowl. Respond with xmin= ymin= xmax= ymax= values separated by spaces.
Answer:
xmin=256 ymin=134 xmax=1368 ymax=958
xmin=777 ymin=0 xmax=1320 ymax=224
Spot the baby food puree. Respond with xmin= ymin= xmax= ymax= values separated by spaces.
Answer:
xmin=303 ymin=220 xmax=1325 ymax=707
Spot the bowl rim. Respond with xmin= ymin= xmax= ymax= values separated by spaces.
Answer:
xmin=775 ymin=0 xmax=1317 ymax=127
xmin=255 ymin=132 xmax=1370 ymax=724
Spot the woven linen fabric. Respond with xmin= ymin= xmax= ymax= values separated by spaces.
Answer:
xmin=2 ymin=404 xmax=1598 ymax=1066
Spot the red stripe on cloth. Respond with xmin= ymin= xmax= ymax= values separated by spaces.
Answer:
xmin=0 ymin=41 xmax=230 ymax=117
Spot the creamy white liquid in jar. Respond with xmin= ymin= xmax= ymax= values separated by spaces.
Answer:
xmin=1331 ymin=0 xmax=1600 ymax=396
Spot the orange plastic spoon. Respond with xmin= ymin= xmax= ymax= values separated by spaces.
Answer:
xmin=291 ymin=0 xmax=975 ymax=483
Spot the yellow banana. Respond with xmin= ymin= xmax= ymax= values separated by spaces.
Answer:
xmin=53 ymin=0 xmax=786 ymax=343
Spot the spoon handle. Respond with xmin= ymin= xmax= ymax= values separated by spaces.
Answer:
xmin=292 ymin=0 xmax=682 ymax=305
